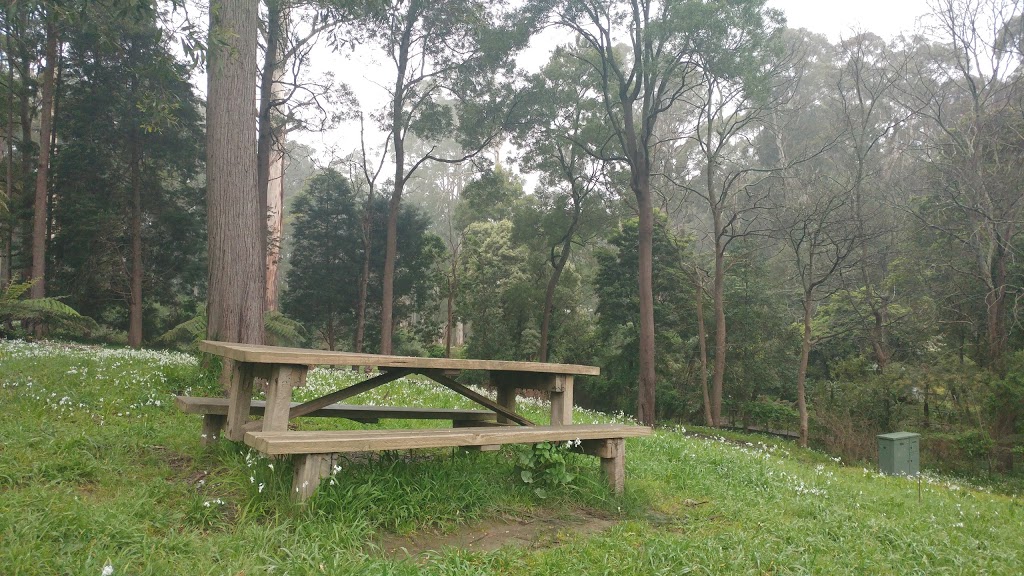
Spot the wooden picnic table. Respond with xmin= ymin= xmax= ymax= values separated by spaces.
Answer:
xmin=189 ymin=340 xmax=650 ymax=500
xmin=198 ymin=340 xmax=600 ymax=441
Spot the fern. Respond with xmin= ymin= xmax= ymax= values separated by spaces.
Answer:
xmin=158 ymin=309 xmax=307 ymax=349
xmin=264 ymin=310 xmax=307 ymax=347
xmin=1 ymin=279 xmax=89 ymax=327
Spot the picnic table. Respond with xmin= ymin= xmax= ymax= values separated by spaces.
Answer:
xmin=181 ymin=340 xmax=651 ymax=500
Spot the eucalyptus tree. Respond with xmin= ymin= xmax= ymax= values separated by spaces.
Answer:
xmin=830 ymin=31 xmax=913 ymax=371
xmin=668 ymin=18 xmax=786 ymax=426
xmin=903 ymin=0 xmax=1024 ymax=373
xmin=512 ymin=45 xmax=612 ymax=362
xmin=355 ymin=0 xmax=531 ymax=355
xmin=551 ymin=0 xmax=783 ymax=424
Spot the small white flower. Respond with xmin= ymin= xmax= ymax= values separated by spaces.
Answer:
xmin=258 ymin=483 xmax=265 ymax=493
xmin=102 ymin=563 xmax=114 ymax=576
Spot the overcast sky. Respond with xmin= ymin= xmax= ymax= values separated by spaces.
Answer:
xmin=767 ymin=0 xmax=933 ymax=40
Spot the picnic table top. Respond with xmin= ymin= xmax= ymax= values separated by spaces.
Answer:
xmin=199 ymin=340 xmax=601 ymax=376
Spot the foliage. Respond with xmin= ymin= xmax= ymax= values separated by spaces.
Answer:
xmin=0 ymin=279 xmax=92 ymax=337
xmin=282 ymin=170 xmax=444 ymax=351
xmin=515 ymin=441 xmax=577 ymax=499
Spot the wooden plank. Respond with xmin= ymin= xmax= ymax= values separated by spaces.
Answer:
xmin=244 ymin=424 xmax=652 ymax=455
xmin=225 ymin=361 xmax=254 ymax=442
xmin=264 ymin=364 xmax=305 ymax=432
xmin=199 ymin=340 xmax=600 ymax=376
xmin=175 ymin=396 xmax=496 ymax=421
xmin=422 ymin=370 xmax=534 ymax=426
xmin=289 ymin=368 xmax=413 ymax=419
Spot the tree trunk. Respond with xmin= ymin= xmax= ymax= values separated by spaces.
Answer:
xmin=2 ymin=13 xmax=14 ymax=289
xmin=711 ymin=225 xmax=727 ymax=426
xmin=984 ymin=248 xmax=1008 ymax=375
xmin=444 ymin=255 xmax=457 ymax=357
xmin=353 ymin=211 xmax=372 ymax=355
xmin=128 ymin=129 xmax=143 ymax=348
xmin=796 ymin=292 xmax=813 ymax=448
xmin=380 ymin=9 xmax=417 ymax=356
xmin=206 ymin=0 xmax=264 ymax=345
xmin=695 ymin=269 xmax=713 ymax=426
xmin=258 ymin=0 xmax=288 ymax=312
xmin=635 ymin=172 xmax=656 ymax=426
xmin=538 ymin=225 xmax=575 ymax=363
xmin=29 ymin=18 xmax=57 ymax=318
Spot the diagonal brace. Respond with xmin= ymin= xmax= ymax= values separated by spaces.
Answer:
xmin=420 ymin=370 xmax=534 ymax=426
xmin=289 ymin=368 xmax=413 ymax=419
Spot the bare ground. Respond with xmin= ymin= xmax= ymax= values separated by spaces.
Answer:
xmin=377 ymin=507 xmax=618 ymax=558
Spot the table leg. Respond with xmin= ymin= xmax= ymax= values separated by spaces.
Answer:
xmin=263 ymin=364 xmax=305 ymax=432
xmin=225 ymin=360 xmax=254 ymax=442
xmin=495 ymin=382 xmax=517 ymax=425
xmin=549 ymin=374 xmax=573 ymax=426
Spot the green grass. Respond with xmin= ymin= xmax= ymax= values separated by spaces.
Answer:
xmin=1 ymin=340 xmax=1022 ymax=575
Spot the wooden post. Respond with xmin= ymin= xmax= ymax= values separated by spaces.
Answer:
xmin=201 ymin=414 xmax=226 ymax=445
xmin=549 ymin=374 xmax=573 ymax=426
xmin=225 ymin=361 xmax=254 ymax=441
xmin=292 ymin=453 xmax=333 ymax=502
xmin=264 ymin=364 xmax=305 ymax=432
xmin=600 ymin=438 xmax=625 ymax=494
xmin=578 ymin=438 xmax=626 ymax=494
xmin=495 ymin=382 xmax=517 ymax=425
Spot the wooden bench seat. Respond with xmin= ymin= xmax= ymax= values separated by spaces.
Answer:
xmin=175 ymin=396 xmax=498 ymax=444
xmin=243 ymin=424 xmax=653 ymax=500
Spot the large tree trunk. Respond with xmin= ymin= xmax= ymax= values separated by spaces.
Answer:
xmin=29 ymin=18 xmax=57 ymax=315
xmin=258 ymin=0 xmax=288 ymax=312
xmin=635 ymin=172 xmax=656 ymax=426
xmin=353 ymin=194 xmax=372 ymax=355
xmin=206 ymin=0 xmax=264 ymax=345
xmin=796 ymin=292 xmax=813 ymax=448
xmin=128 ymin=129 xmax=143 ymax=348
xmin=695 ymin=269 xmax=713 ymax=426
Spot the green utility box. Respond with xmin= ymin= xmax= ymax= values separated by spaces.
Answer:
xmin=877 ymin=432 xmax=920 ymax=476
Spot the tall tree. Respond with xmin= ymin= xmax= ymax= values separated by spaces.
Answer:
xmin=554 ymin=0 xmax=783 ymax=424
xmin=29 ymin=8 xmax=57 ymax=315
xmin=206 ymin=0 xmax=264 ymax=344
xmin=358 ymin=0 xmax=528 ymax=354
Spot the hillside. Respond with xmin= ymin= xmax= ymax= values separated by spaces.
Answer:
xmin=1 ymin=340 xmax=1021 ymax=575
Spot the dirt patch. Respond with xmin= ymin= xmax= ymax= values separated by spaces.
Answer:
xmin=378 ymin=507 xmax=617 ymax=558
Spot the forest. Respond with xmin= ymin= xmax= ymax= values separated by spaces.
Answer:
xmin=1 ymin=0 xmax=1021 ymax=476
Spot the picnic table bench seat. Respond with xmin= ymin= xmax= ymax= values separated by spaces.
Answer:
xmin=175 ymin=396 xmax=498 ymax=443
xmin=244 ymin=424 xmax=653 ymax=500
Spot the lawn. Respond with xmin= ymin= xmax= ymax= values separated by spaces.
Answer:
xmin=1 ymin=340 xmax=1021 ymax=575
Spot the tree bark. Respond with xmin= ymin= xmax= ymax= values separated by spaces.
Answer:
xmin=711 ymin=219 xmax=727 ymax=426
xmin=635 ymin=171 xmax=656 ymax=426
xmin=128 ymin=128 xmax=143 ymax=347
xmin=29 ymin=17 xmax=57 ymax=315
xmin=353 ymin=188 xmax=372 ymax=355
xmin=695 ymin=269 xmax=713 ymax=426
xmin=206 ymin=0 xmax=265 ymax=345
xmin=796 ymin=291 xmax=813 ymax=448
xmin=258 ymin=0 xmax=288 ymax=312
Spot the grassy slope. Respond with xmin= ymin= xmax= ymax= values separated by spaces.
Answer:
xmin=0 ymin=340 xmax=1020 ymax=575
